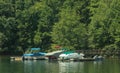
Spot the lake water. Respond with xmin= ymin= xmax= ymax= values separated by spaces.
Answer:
xmin=0 ymin=56 xmax=120 ymax=73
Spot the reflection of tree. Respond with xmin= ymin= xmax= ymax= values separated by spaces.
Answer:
xmin=24 ymin=61 xmax=35 ymax=73
xmin=44 ymin=61 xmax=59 ymax=73
xmin=23 ymin=61 xmax=48 ymax=73
xmin=24 ymin=61 xmax=60 ymax=73
xmin=58 ymin=61 xmax=84 ymax=73
xmin=93 ymin=60 xmax=120 ymax=73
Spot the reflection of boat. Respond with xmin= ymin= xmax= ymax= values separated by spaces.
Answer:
xmin=58 ymin=58 xmax=96 ymax=62
xmin=59 ymin=61 xmax=84 ymax=73
xmin=22 ymin=48 xmax=46 ymax=60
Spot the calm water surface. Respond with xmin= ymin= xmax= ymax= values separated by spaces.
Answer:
xmin=0 ymin=56 xmax=120 ymax=73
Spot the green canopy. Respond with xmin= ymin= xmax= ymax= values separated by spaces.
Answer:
xmin=31 ymin=48 xmax=40 ymax=50
xmin=63 ymin=51 xmax=75 ymax=54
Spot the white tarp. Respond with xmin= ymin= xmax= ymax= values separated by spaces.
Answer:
xmin=59 ymin=53 xmax=85 ymax=59
xmin=59 ymin=53 xmax=79 ymax=59
xmin=45 ymin=50 xmax=63 ymax=57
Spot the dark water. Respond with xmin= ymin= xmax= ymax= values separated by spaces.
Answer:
xmin=0 ymin=56 xmax=120 ymax=73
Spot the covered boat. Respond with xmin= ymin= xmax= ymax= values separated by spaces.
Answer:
xmin=45 ymin=50 xmax=64 ymax=60
xmin=22 ymin=48 xmax=46 ymax=60
xmin=59 ymin=51 xmax=79 ymax=60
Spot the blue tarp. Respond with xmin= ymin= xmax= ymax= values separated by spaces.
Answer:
xmin=23 ymin=52 xmax=46 ymax=56
xmin=31 ymin=48 xmax=40 ymax=50
xmin=23 ymin=48 xmax=46 ymax=57
xmin=63 ymin=51 xmax=75 ymax=54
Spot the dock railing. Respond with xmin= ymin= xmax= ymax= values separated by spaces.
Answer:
xmin=76 ymin=49 xmax=120 ymax=58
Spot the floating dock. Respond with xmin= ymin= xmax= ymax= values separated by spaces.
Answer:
xmin=73 ymin=58 xmax=96 ymax=61
xmin=10 ymin=56 xmax=47 ymax=61
xmin=23 ymin=56 xmax=47 ymax=60
xmin=10 ymin=56 xmax=23 ymax=61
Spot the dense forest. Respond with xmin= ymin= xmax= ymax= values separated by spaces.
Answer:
xmin=0 ymin=0 xmax=120 ymax=55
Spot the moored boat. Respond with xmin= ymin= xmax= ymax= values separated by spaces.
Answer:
xmin=58 ymin=51 xmax=104 ymax=62
xmin=45 ymin=50 xmax=64 ymax=60
xmin=22 ymin=48 xmax=46 ymax=60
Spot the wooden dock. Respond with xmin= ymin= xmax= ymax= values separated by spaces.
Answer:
xmin=76 ymin=49 xmax=120 ymax=58
xmin=10 ymin=56 xmax=22 ymax=61
xmin=75 ymin=58 xmax=95 ymax=61
xmin=23 ymin=56 xmax=46 ymax=60
xmin=10 ymin=56 xmax=47 ymax=61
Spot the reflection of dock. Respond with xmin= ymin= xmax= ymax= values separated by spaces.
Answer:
xmin=58 ymin=58 xmax=96 ymax=62
xmin=23 ymin=56 xmax=46 ymax=60
xmin=10 ymin=56 xmax=47 ymax=61
xmin=74 ymin=58 xmax=95 ymax=61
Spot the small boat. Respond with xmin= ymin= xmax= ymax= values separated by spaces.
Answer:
xmin=58 ymin=51 xmax=103 ymax=61
xmin=59 ymin=51 xmax=80 ymax=60
xmin=10 ymin=56 xmax=23 ymax=61
xmin=45 ymin=50 xmax=64 ymax=60
xmin=22 ymin=48 xmax=46 ymax=60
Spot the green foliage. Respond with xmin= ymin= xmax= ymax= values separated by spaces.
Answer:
xmin=0 ymin=0 xmax=120 ymax=55
xmin=52 ymin=0 xmax=90 ymax=50
xmin=89 ymin=0 xmax=120 ymax=50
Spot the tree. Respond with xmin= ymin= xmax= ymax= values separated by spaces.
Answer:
xmin=88 ymin=0 xmax=120 ymax=50
xmin=52 ymin=0 xmax=91 ymax=50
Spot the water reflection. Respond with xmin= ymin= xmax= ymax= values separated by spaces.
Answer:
xmin=0 ymin=57 xmax=120 ymax=73
xmin=59 ymin=61 xmax=84 ymax=73
xmin=24 ymin=61 xmax=35 ymax=73
xmin=23 ymin=60 xmax=59 ymax=73
xmin=23 ymin=60 xmax=47 ymax=73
